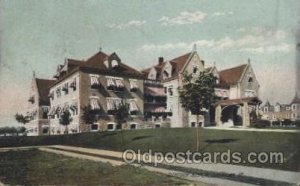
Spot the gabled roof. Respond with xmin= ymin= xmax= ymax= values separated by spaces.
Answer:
xmin=35 ymin=78 xmax=55 ymax=105
xmin=291 ymin=94 xmax=300 ymax=104
xmin=263 ymin=100 xmax=271 ymax=107
xmin=142 ymin=52 xmax=193 ymax=80
xmin=219 ymin=64 xmax=248 ymax=86
xmin=53 ymin=50 xmax=143 ymax=86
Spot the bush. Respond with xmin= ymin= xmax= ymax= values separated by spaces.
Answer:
xmin=272 ymin=121 xmax=281 ymax=126
xmin=282 ymin=119 xmax=292 ymax=126
xmin=251 ymin=119 xmax=271 ymax=128
xmin=293 ymin=120 xmax=300 ymax=127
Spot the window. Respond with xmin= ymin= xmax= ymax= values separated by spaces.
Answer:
xmin=193 ymin=66 xmax=198 ymax=74
xmin=70 ymin=79 xmax=76 ymax=91
xmin=164 ymin=87 xmax=167 ymax=94
xmin=275 ymin=106 xmax=280 ymax=112
xmin=248 ymin=77 xmax=254 ymax=89
xmin=56 ymin=87 xmax=61 ymax=98
xmin=107 ymin=78 xmax=115 ymax=90
xmin=155 ymin=124 xmax=161 ymax=128
xmin=107 ymin=123 xmax=115 ymax=131
xmin=191 ymin=122 xmax=196 ymax=127
xmin=62 ymin=83 xmax=68 ymax=94
xmin=91 ymin=123 xmax=99 ymax=131
xmin=115 ymin=79 xmax=125 ymax=91
xmin=130 ymin=123 xmax=137 ymax=130
xmin=129 ymin=100 xmax=138 ymax=115
xmin=90 ymin=75 xmax=100 ymax=88
xmin=168 ymin=86 xmax=173 ymax=96
xmin=292 ymin=104 xmax=297 ymax=111
xmin=130 ymin=80 xmax=138 ymax=92
xmin=163 ymin=71 xmax=169 ymax=79
xmin=111 ymin=60 xmax=118 ymax=68
xmin=28 ymin=96 xmax=35 ymax=104
xmin=90 ymin=98 xmax=100 ymax=110
xmin=107 ymin=98 xmax=122 ymax=114
xmin=70 ymin=101 xmax=78 ymax=115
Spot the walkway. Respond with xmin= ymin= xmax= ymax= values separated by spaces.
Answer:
xmin=1 ymin=145 xmax=299 ymax=185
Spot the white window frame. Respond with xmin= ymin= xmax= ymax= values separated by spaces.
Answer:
xmin=107 ymin=123 xmax=116 ymax=131
xmin=130 ymin=123 xmax=138 ymax=130
xmin=129 ymin=79 xmax=138 ymax=90
xmin=90 ymin=74 xmax=100 ymax=87
xmin=90 ymin=97 xmax=100 ymax=110
xmin=90 ymin=123 xmax=100 ymax=132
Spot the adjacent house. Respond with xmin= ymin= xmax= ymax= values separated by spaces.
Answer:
xmin=261 ymin=94 xmax=300 ymax=124
xmin=26 ymin=72 xmax=55 ymax=136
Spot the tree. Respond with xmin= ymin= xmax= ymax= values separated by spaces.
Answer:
xmin=59 ymin=110 xmax=72 ymax=134
xmin=15 ymin=113 xmax=30 ymax=125
xmin=114 ymin=102 xmax=130 ymax=149
xmin=178 ymin=71 xmax=216 ymax=151
xmin=114 ymin=102 xmax=130 ymax=130
xmin=81 ymin=105 xmax=98 ymax=131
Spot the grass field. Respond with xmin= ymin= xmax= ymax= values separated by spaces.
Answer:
xmin=0 ymin=149 xmax=190 ymax=185
xmin=0 ymin=128 xmax=299 ymax=171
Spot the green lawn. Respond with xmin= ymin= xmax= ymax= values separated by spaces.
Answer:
xmin=0 ymin=149 xmax=190 ymax=185
xmin=0 ymin=128 xmax=299 ymax=171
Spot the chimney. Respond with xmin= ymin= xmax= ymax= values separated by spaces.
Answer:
xmin=158 ymin=57 xmax=164 ymax=65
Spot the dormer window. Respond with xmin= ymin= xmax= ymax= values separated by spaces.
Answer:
xmin=111 ymin=60 xmax=118 ymax=68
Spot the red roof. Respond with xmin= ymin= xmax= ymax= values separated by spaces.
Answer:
xmin=142 ymin=52 xmax=193 ymax=80
xmin=35 ymin=78 xmax=55 ymax=105
xmin=53 ymin=51 xmax=143 ymax=86
xmin=219 ymin=64 xmax=247 ymax=86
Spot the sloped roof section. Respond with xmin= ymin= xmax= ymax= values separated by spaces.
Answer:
xmin=219 ymin=64 xmax=247 ymax=86
xmin=142 ymin=52 xmax=193 ymax=80
xmin=35 ymin=78 xmax=55 ymax=106
xmin=291 ymin=94 xmax=300 ymax=104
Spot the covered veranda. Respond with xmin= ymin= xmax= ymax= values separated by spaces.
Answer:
xmin=214 ymin=97 xmax=261 ymax=128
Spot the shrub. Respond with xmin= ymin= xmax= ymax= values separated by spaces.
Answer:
xmin=293 ymin=120 xmax=300 ymax=127
xmin=251 ymin=119 xmax=271 ymax=128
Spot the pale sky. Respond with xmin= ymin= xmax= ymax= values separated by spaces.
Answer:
xmin=0 ymin=0 xmax=299 ymax=127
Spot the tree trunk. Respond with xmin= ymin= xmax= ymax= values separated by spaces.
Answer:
xmin=196 ymin=114 xmax=200 ymax=151
xmin=64 ymin=125 xmax=69 ymax=134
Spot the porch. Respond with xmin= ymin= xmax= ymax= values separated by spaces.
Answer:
xmin=215 ymin=97 xmax=261 ymax=128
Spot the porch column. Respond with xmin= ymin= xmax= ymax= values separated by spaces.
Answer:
xmin=215 ymin=104 xmax=222 ymax=127
xmin=242 ymin=102 xmax=250 ymax=128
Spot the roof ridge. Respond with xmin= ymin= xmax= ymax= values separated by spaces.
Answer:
xmin=219 ymin=63 xmax=247 ymax=72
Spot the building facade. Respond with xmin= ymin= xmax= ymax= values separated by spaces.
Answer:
xmin=261 ymin=95 xmax=300 ymax=124
xmin=47 ymin=51 xmax=145 ymax=134
xmin=25 ymin=47 xmax=261 ymax=135
xmin=26 ymin=72 xmax=55 ymax=136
